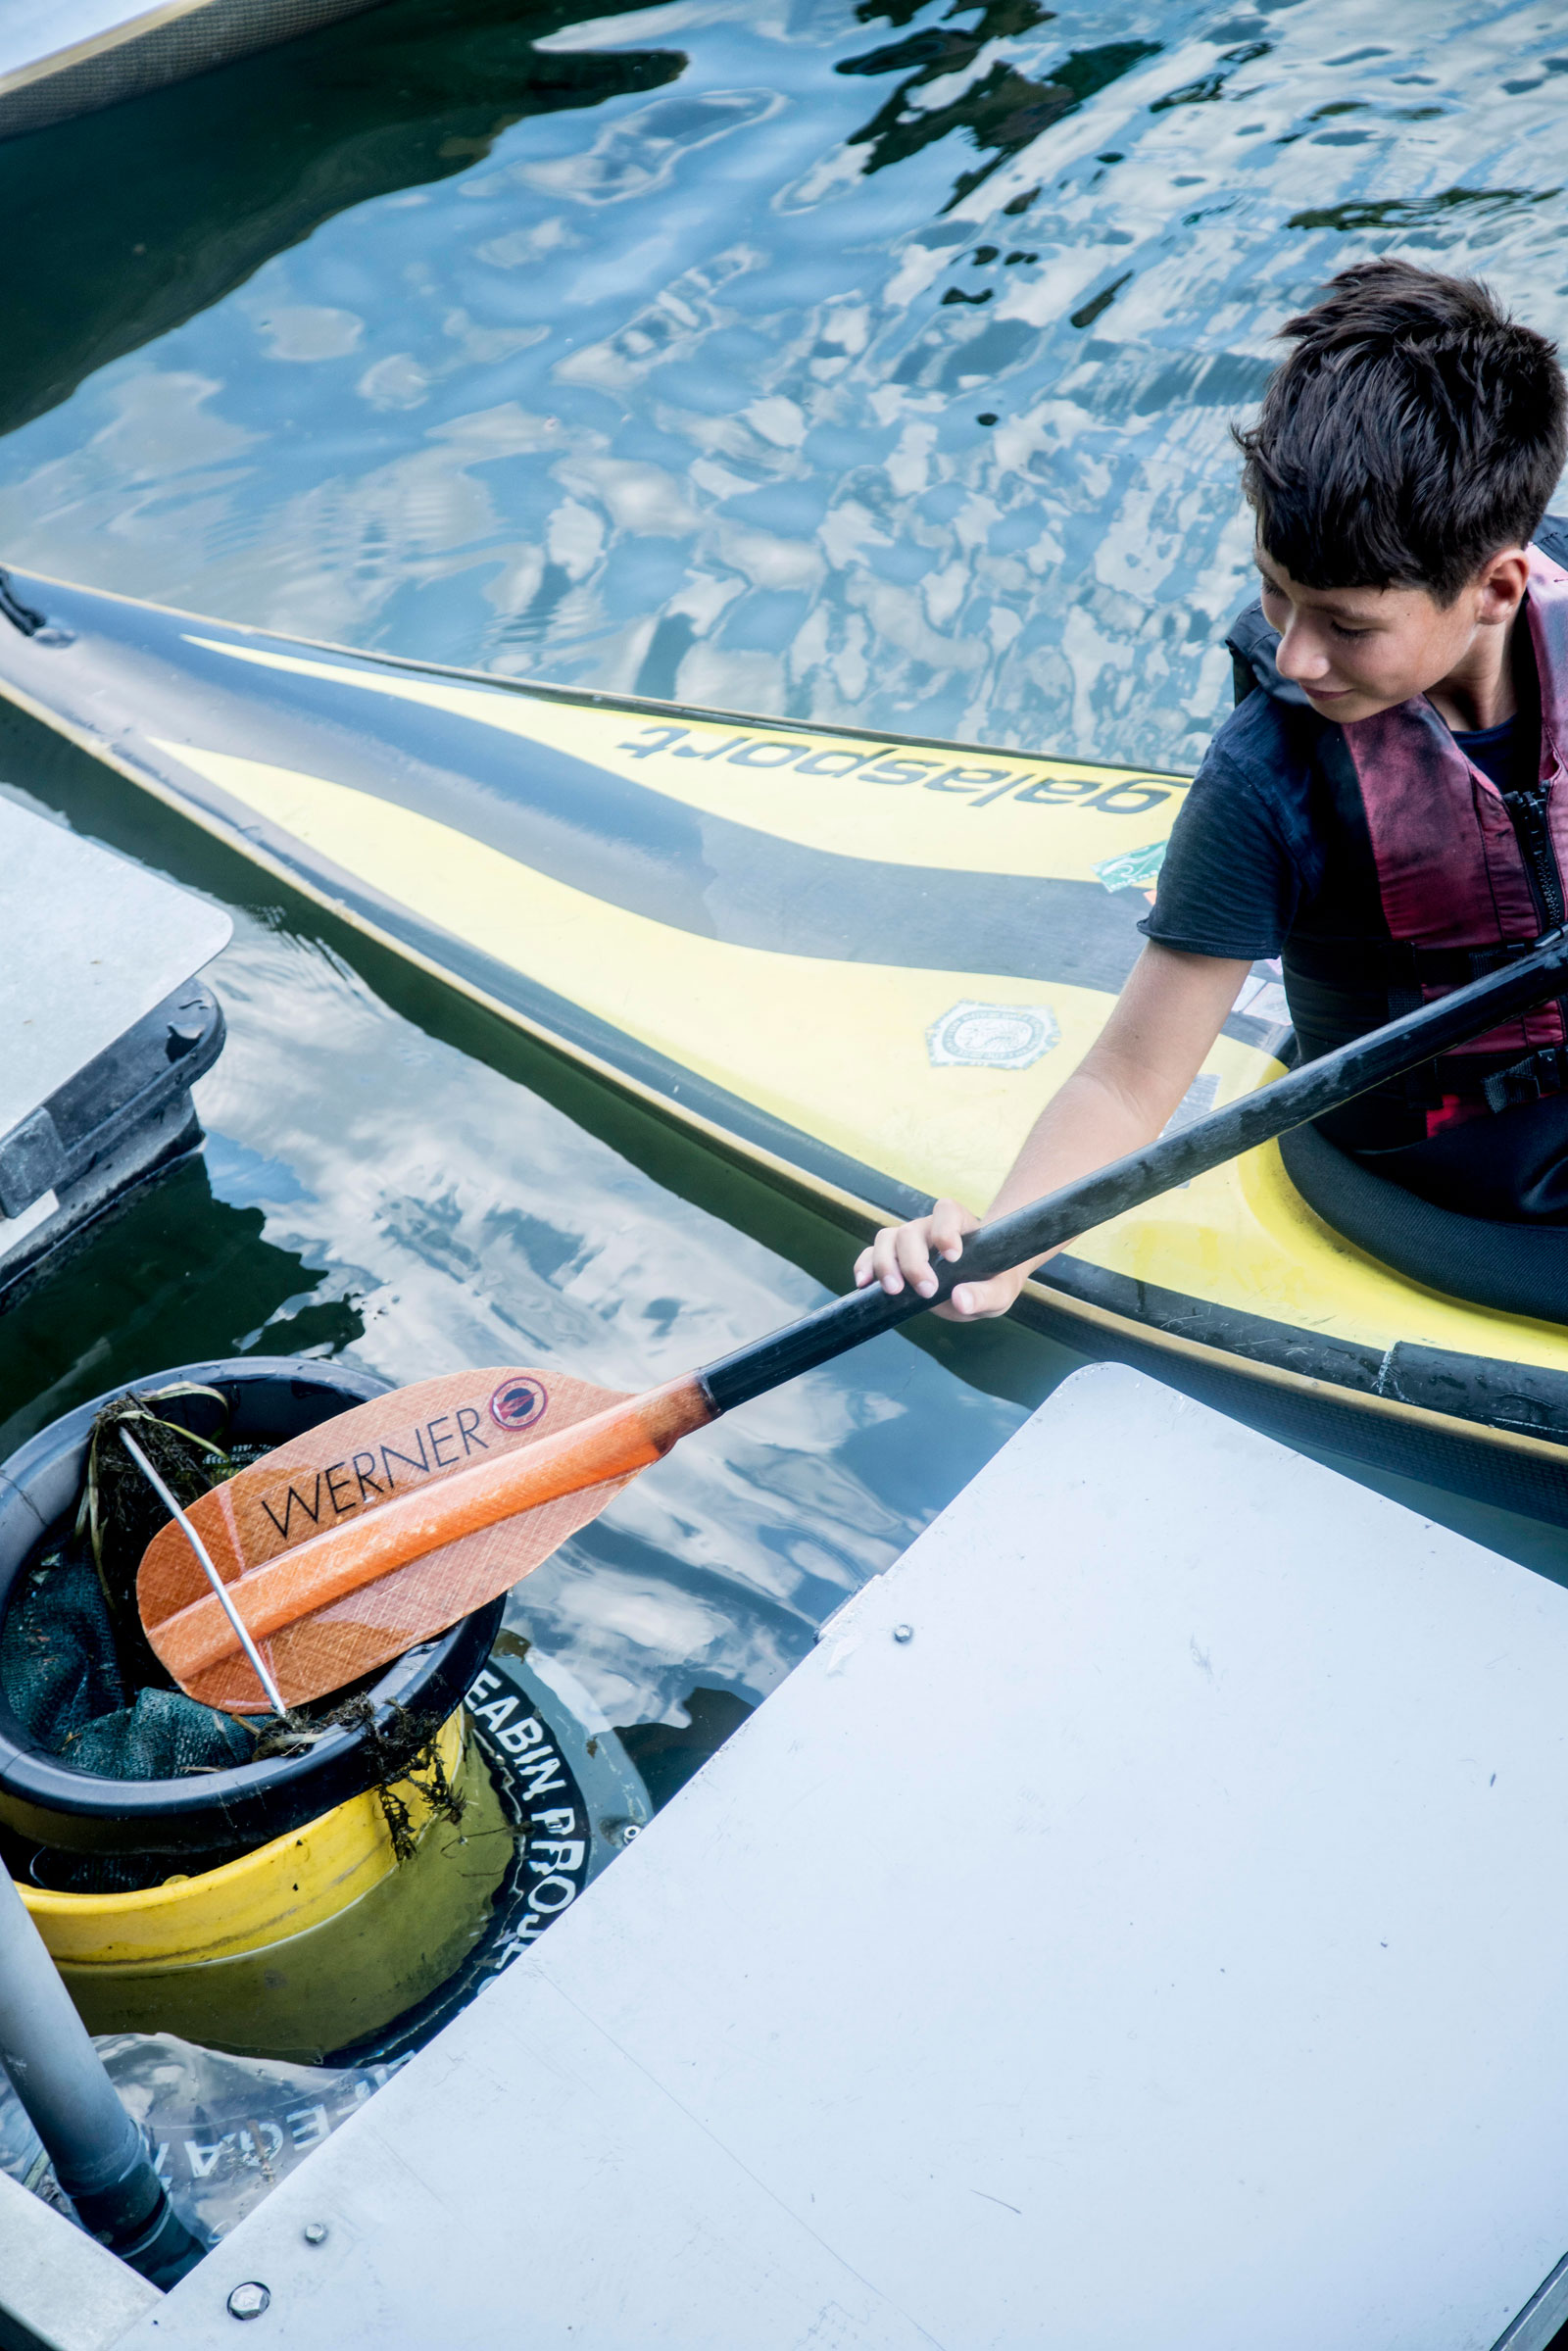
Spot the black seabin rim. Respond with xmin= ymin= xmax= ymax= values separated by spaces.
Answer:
xmin=0 ymin=1356 xmax=502 ymax=1857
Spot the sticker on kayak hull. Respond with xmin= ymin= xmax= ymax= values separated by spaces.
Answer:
xmin=926 ymin=1000 xmax=1059 ymax=1071
xmin=1093 ymin=839 xmax=1167 ymax=894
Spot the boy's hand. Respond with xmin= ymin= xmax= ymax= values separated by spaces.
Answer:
xmin=853 ymin=1200 xmax=1022 ymax=1320
xmin=848 ymin=948 xmax=1247 ymax=1330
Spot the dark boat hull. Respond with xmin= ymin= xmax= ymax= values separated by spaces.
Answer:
xmin=0 ymin=0 xmax=386 ymax=142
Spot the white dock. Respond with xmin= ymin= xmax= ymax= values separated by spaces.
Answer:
xmin=106 ymin=1364 xmax=1568 ymax=2350
xmin=0 ymin=796 xmax=229 ymax=1287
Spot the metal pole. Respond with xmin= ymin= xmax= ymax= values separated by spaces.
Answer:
xmin=0 ymin=1863 xmax=205 ymax=2285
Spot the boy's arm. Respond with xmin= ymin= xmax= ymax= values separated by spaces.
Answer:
xmin=854 ymin=942 xmax=1251 ymax=1318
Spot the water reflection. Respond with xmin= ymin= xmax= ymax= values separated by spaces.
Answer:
xmin=0 ymin=725 xmax=1034 ymax=1746
xmin=0 ymin=0 xmax=682 ymax=440
xmin=0 ymin=1154 xmax=362 ymax=1463
xmin=5 ymin=0 xmax=1568 ymax=1738
xmin=205 ymin=911 xmax=1019 ymax=1731
xmin=839 ymin=8 xmax=1160 ymax=215
xmin=2 ymin=0 xmax=1562 ymax=768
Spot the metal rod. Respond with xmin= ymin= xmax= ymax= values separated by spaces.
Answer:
xmin=0 ymin=1865 xmax=205 ymax=2284
xmin=120 ymin=1427 xmax=286 ymax=1716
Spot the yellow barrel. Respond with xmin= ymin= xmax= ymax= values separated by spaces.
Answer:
xmin=14 ymin=1710 xmax=514 ymax=2063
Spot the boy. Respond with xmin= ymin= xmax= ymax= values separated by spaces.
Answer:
xmin=857 ymin=260 xmax=1568 ymax=1317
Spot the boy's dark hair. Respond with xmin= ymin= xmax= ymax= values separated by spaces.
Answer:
xmin=1236 ymin=258 xmax=1568 ymax=604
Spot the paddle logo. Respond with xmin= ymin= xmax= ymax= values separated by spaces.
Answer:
xmin=490 ymin=1375 xmax=549 ymax=1433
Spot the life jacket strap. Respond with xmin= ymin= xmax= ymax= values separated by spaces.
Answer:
xmin=1286 ymin=937 xmax=1549 ymax=991
xmin=1284 ymin=939 xmax=1568 ymax=1118
xmin=1481 ymin=1045 xmax=1568 ymax=1115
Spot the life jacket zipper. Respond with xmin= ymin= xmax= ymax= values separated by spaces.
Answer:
xmin=1501 ymin=780 xmax=1565 ymax=929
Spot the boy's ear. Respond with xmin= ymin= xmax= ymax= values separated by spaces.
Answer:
xmin=1473 ymin=546 xmax=1531 ymax=622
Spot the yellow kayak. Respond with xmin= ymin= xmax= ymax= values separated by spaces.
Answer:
xmin=2 ymin=565 xmax=1565 ymax=1521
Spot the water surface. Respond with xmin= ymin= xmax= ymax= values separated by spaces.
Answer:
xmin=4 ymin=0 xmax=1568 ymax=1755
xmin=3 ymin=0 xmax=1566 ymax=766
xmin=0 ymin=711 xmax=1047 ymax=1756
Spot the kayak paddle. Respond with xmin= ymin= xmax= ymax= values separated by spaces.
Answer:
xmin=139 ymin=925 xmax=1568 ymax=1714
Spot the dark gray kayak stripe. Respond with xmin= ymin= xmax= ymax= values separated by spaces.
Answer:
xmin=18 ymin=574 xmax=1158 ymax=996
xmin=173 ymin=627 xmax=1155 ymax=992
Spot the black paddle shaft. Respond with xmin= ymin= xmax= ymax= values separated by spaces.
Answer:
xmin=698 ymin=926 xmax=1568 ymax=1413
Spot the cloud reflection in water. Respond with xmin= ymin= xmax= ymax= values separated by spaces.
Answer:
xmin=1 ymin=0 xmax=1564 ymax=769
xmin=193 ymin=914 xmax=1011 ymax=1731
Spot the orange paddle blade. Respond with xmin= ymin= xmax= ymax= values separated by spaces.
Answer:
xmin=137 ymin=1366 xmax=711 ymax=1715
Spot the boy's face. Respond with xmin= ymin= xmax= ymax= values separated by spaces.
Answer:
xmin=1254 ymin=544 xmax=1531 ymax=723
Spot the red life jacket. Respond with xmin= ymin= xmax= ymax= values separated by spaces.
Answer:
xmin=1332 ymin=543 xmax=1568 ymax=1134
